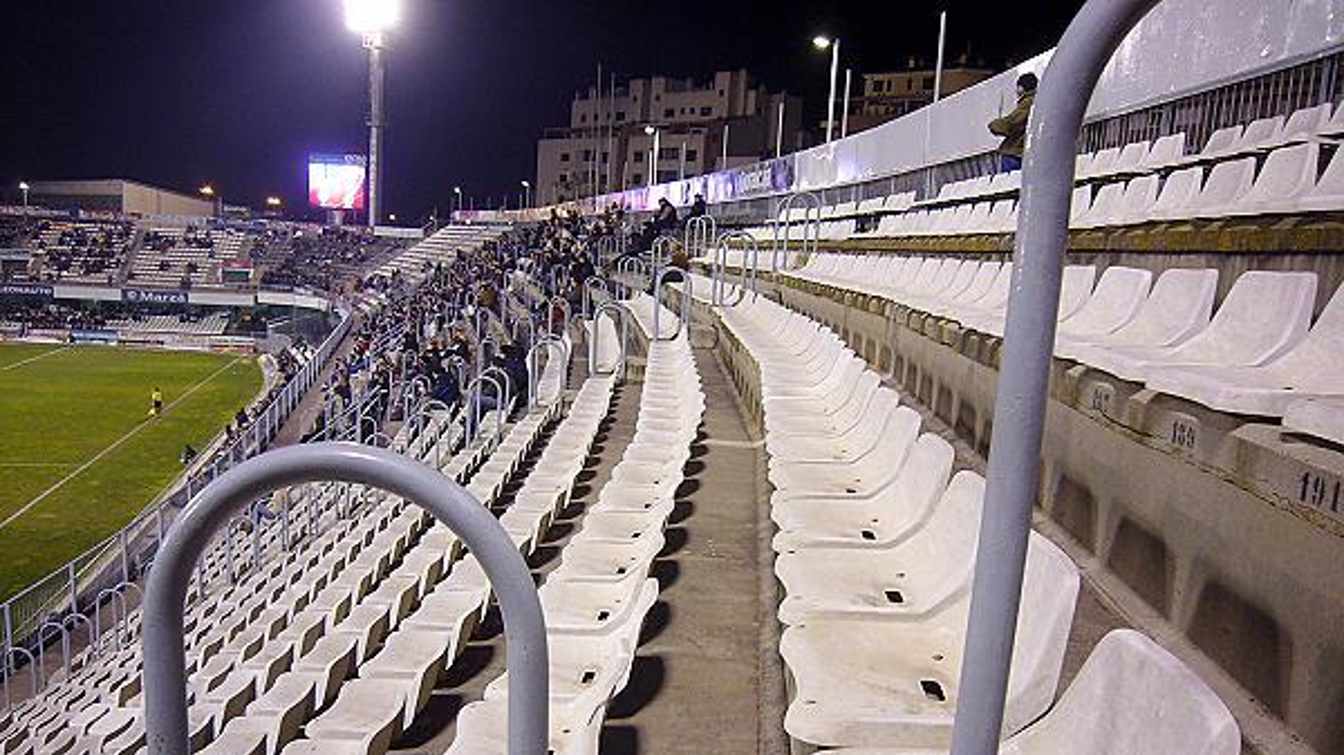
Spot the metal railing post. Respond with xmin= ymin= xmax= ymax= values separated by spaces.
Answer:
xmin=948 ymin=2 xmax=1161 ymax=753
xmin=140 ymin=443 xmax=548 ymax=755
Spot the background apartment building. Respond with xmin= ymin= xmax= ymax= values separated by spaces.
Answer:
xmin=842 ymin=57 xmax=994 ymax=135
xmin=536 ymin=69 xmax=805 ymax=204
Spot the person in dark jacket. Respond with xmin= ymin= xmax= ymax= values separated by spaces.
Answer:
xmin=988 ymin=72 xmax=1038 ymax=173
xmin=688 ymin=194 xmax=707 ymax=219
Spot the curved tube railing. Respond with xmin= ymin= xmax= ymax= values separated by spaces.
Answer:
xmin=37 ymin=621 xmax=69 ymax=680
xmin=95 ymin=586 xmax=130 ymax=652
xmin=547 ymin=296 xmax=571 ymax=339
xmin=772 ymin=191 xmax=822 ymax=272
xmin=6 ymin=647 xmax=38 ymax=701
xmin=588 ymin=302 xmax=629 ymax=377
xmin=582 ymin=277 xmax=610 ymax=318
xmin=651 ymin=269 xmax=692 ymax=341
xmin=63 ymin=612 xmax=95 ymax=665
xmin=650 ymin=235 xmax=678 ymax=281
xmin=684 ymin=215 xmax=717 ymax=262
xmin=948 ymin=2 xmax=1162 ymax=753
xmin=528 ymin=335 xmax=571 ymax=407
xmin=712 ymin=230 xmax=761 ymax=306
xmin=479 ymin=365 xmax=514 ymax=419
xmin=463 ymin=373 xmax=505 ymax=446
xmin=140 ymin=443 xmax=548 ymax=755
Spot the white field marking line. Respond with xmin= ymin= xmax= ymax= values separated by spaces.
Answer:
xmin=0 ymin=462 xmax=76 ymax=468
xmin=0 ymin=356 xmax=243 ymax=530
xmin=0 ymin=346 xmax=71 ymax=372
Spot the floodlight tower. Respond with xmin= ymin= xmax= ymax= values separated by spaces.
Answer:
xmin=346 ymin=0 xmax=400 ymax=228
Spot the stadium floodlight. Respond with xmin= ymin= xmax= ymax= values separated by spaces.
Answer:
xmin=199 ymin=185 xmax=215 ymax=197
xmin=346 ymin=0 xmax=398 ymax=229
xmin=344 ymin=0 xmax=401 ymax=34
xmin=389 ymin=212 xmax=397 ymax=222
xmin=812 ymin=34 xmax=841 ymax=143
xmin=18 ymin=181 xmax=29 ymax=209
xmin=453 ymin=185 xmax=463 ymax=212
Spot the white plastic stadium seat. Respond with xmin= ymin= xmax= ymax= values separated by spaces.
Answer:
xmin=1283 ymin=398 xmax=1344 ymax=446
xmin=1142 ymin=281 xmax=1344 ymax=416
xmin=1075 ymin=270 xmax=1316 ymax=382
xmin=1056 ymin=267 xmax=1218 ymax=360
xmin=1189 ymin=157 xmax=1254 ymax=218
xmin=1056 ymin=266 xmax=1153 ymax=340
xmin=827 ymin=630 xmax=1240 ymax=755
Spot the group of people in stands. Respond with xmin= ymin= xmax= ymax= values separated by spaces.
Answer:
xmin=258 ymin=226 xmax=408 ymax=293
xmin=30 ymin=220 xmax=133 ymax=283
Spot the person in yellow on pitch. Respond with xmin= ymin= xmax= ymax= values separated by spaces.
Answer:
xmin=149 ymin=386 xmax=163 ymax=417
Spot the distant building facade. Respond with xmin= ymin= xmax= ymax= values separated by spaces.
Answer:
xmin=842 ymin=60 xmax=995 ymax=135
xmin=536 ymin=69 xmax=806 ymax=204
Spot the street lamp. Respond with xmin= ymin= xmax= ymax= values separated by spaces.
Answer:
xmin=520 ymin=180 xmax=531 ymax=209
xmin=389 ymin=213 xmax=397 ymax=222
xmin=199 ymin=185 xmax=215 ymax=197
xmin=813 ymin=34 xmax=841 ymax=143
xmin=453 ymin=185 xmax=463 ymax=212
xmin=643 ymin=125 xmax=661 ymax=188
xmin=345 ymin=0 xmax=401 ymax=228
xmin=18 ymin=181 xmax=29 ymax=209
xmin=265 ymin=196 xmax=282 ymax=208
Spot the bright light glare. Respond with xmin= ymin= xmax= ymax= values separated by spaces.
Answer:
xmin=199 ymin=185 xmax=215 ymax=197
xmin=812 ymin=35 xmax=832 ymax=50
xmin=266 ymin=196 xmax=282 ymax=207
xmin=453 ymin=186 xmax=462 ymax=193
xmin=18 ymin=181 xmax=29 ymax=191
xmin=644 ymin=125 xmax=656 ymax=135
xmin=345 ymin=0 xmax=401 ymax=34
xmin=521 ymin=180 xmax=530 ymax=188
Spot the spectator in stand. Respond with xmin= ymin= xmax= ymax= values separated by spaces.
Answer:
xmin=688 ymin=194 xmax=707 ymax=219
xmin=988 ymin=72 xmax=1037 ymax=173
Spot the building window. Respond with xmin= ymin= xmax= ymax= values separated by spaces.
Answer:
xmin=718 ymin=89 xmax=725 ymax=97
xmin=685 ymin=149 xmax=699 ymax=162
xmin=616 ymin=111 xmax=626 ymax=122
xmin=582 ymin=149 xmax=593 ymax=161
xmin=700 ymin=106 xmax=712 ymax=116
xmin=658 ymin=147 xmax=678 ymax=161
xmin=631 ymin=173 xmax=643 ymax=184
xmin=662 ymin=108 xmax=673 ymax=118
xmin=560 ymin=152 xmax=570 ymax=162
xmin=923 ymin=76 xmax=935 ymax=89
xmin=579 ymin=114 xmax=587 ymax=123
xmin=558 ymin=172 xmax=568 ymax=182
xmin=600 ymin=151 xmax=609 ymax=163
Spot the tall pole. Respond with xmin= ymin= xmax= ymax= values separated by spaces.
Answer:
xmin=721 ymin=123 xmax=729 ymax=170
xmin=606 ymin=77 xmax=615 ymax=196
xmin=593 ymin=63 xmax=602 ymax=200
xmin=679 ymin=141 xmax=687 ymax=181
xmin=841 ymin=68 xmax=852 ymax=138
xmin=947 ymin=1 xmax=1160 ymax=753
xmin=365 ymin=33 xmax=387 ymax=229
xmin=775 ymin=100 xmax=785 ymax=159
xmin=933 ymin=11 xmax=948 ymax=103
xmin=825 ymin=39 xmax=840 ymax=143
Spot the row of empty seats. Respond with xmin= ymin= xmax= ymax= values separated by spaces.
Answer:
xmin=679 ymin=271 xmax=1240 ymax=753
xmin=784 ymin=254 xmax=1343 ymax=421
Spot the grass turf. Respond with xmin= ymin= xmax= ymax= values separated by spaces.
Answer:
xmin=0 ymin=343 xmax=262 ymax=599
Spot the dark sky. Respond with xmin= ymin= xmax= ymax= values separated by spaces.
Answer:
xmin=1 ymin=1 xmax=1077 ymax=221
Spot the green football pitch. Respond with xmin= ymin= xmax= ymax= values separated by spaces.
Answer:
xmin=0 ymin=343 xmax=262 ymax=599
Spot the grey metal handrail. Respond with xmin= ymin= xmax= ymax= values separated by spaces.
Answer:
xmin=772 ymin=191 xmax=821 ymax=272
xmin=140 ymin=443 xmax=548 ymax=755
xmin=582 ymin=277 xmax=610 ymax=318
xmin=588 ymin=301 xmax=629 ymax=377
xmin=547 ymin=295 xmax=571 ymax=339
xmin=651 ymin=269 xmax=692 ymax=341
xmin=650 ymin=235 xmax=678 ymax=281
xmin=712 ymin=231 xmax=760 ymax=306
xmin=527 ymin=335 xmax=570 ymax=408
xmin=947 ymin=2 xmax=1161 ymax=754
xmin=684 ymin=215 xmax=717 ymax=261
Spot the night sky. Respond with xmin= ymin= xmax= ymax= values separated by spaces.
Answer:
xmin=1 ymin=1 xmax=1077 ymax=221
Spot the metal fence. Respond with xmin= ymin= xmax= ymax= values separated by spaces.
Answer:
xmin=0 ymin=305 xmax=353 ymax=695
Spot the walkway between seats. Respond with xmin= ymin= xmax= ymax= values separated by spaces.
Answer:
xmin=272 ymin=312 xmax=364 ymax=448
